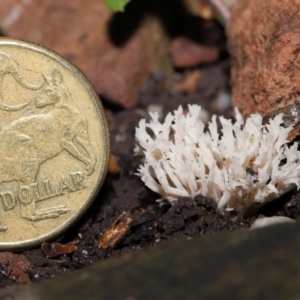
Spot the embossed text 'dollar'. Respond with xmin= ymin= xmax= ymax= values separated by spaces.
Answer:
xmin=0 ymin=171 xmax=85 ymax=212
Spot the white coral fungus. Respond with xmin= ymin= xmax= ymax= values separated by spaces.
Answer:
xmin=135 ymin=105 xmax=300 ymax=215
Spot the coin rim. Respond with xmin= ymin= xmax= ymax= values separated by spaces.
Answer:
xmin=0 ymin=37 xmax=110 ymax=250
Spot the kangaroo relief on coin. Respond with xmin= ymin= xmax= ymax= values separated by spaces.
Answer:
xmin=0 ymin=40 xmax=109 ymax=249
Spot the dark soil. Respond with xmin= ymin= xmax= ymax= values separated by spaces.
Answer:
xmin=1 ymin=44 xmax=300 ymax=291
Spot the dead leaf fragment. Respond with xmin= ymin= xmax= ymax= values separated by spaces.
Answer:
xmin=41 ymin=241 xmax=78 ymax=258
xmin=98 ymin=211 xmax=133 ymax=249
xmin=170 ymin=37 xmax=219 ymax=68
xmin=0 ymin=252 xmax=31 ymax=284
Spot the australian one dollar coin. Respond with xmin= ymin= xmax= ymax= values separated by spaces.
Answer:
xmin=0 ymin=38 xmax=109 ymax=249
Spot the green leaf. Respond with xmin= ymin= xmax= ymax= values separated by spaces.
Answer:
xmin=104 ymin=0 xmax=131 ymax=12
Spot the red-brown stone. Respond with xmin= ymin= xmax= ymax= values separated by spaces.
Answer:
xmin=227 ymin=0 xmax=300 ymax=118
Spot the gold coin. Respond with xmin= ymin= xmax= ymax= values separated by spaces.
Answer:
xmin=0 ymin=38 xmax=109 ymax=250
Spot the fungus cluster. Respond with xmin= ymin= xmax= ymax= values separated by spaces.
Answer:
xmin=135 ymin=105 xmax=300 ymax=215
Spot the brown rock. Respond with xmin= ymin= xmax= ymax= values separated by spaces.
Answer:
xmin=227 ymin=0 xmax=300 ymax=119
xmin=0 ymin=0 xmax=172 ymax=107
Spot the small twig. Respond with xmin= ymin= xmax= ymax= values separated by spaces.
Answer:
xmin=209 ymin=0 xmax=231 ymax=23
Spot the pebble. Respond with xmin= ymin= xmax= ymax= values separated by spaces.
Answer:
xmin=250 ymin=216 xmax=296 ymax=230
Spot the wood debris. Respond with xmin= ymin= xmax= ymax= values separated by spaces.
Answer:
xmin=98 ymin=212 xmax=133 ymax=249
xmin=107 ymin=154 xmax=121 ymax=175
xmin=41 ymin=241 xmax=78 ymax=258
xmin=185 ymin=0 xmax=214 ymax=20
xmin=174 ymin=70 xmax=201 ymax=94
